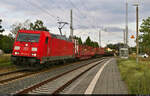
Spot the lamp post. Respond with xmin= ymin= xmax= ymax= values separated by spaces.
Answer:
xmin=133 ymin=3 xmax=139 ymax=63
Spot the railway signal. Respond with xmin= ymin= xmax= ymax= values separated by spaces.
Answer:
xmin=131 ymin=35 xmax=135 ymax=39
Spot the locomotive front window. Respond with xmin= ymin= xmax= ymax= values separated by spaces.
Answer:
xmin=16 ymin=33 xmax=40 ymax=42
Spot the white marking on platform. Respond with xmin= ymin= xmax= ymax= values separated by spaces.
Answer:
xmin=84 ymin=58 xmax=112 ymax=94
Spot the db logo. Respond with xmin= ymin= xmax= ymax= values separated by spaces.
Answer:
xmin=24 ymin=47 xmax=28 ymax=51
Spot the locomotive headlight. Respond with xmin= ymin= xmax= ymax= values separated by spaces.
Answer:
xmin=34 ymin=53 xmax=36 ymax=56
xmin=15 ymin=52 xmax=17 ymax=55
xmin=32 ymin=47 xmax=37 ymax=51
xmin=15 ymin=52 xmax=19 ymax=55
xmin=14 ymin=46 xmax=20 ymax=50
xmin=32 ymin=53 xmax=37 ymax=56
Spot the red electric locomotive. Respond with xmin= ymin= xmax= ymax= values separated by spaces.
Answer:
xmin=11 ymin=30 xmax=75 ymax=67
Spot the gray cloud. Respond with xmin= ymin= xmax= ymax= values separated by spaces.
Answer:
xmin=106 ymin=27 xmax=123 ymax=32
xmin=0 ymin=0 xmax=149 ymax=47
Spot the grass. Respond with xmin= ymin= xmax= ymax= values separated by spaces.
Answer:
xmin=118 ymin=56 xmax=150 ymax=94
xmin=0 ymin=54 xmax=14 ymax=67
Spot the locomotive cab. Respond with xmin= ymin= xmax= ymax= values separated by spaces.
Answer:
xmin=11 ymin=30 xmax=42 ymax=66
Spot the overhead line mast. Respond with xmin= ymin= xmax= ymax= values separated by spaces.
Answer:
xmin=70 ymin=9 xmax=73 ymax=39
xmin=99 ymin=30 xmax=101 ymax=47
xmin=67 ymin=0 xmax=99 ymax=32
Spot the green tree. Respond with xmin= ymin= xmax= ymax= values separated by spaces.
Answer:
xmin=92 ymin=42 xmax=99 ymax=47
xmin=0 ymin=19 xmax=5 ymax=33
xmin=30 ymin=20 xmax=49 ymax=31
xmin=85 ymin=36 xmax=91 ymax=46
xmin=11 ymin=19 xmax=49 ymax=37
xmin=129 ymin=46 xmax=136 ymax=54
xmin=107 ymin=44 xmax=115 ymax=49
xmin=78 ymin=37 xmax=82 ymax=45
xmin=11 ymin=20 xmax=31 ymax=37
xmin=0 ymin=19 xmax=14 ymax=53
xmin=74 ymin=36 xmax=99 ymax=47
xmin=0 ymin=35 xmax=14 ymax=53
xmin=84 ymin=36 xmax=99 ymax=47
xmin=73 ymin=36 xmax=83 ymax=45
xmin=106 ymin=43 xmax=124 ymax=51
xmin=139 ymin=17 xmax=150 ymax=55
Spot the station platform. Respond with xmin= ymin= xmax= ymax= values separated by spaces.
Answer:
xmin=61 ymin=58 xmax=128 ymax=94
xmin=92 ymin=58 xmax=128 ymax=94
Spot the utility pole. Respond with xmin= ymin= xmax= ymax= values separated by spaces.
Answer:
xmin=70 ymin=9 xmax=73 ymax=39
xmin=57 ymin=21 xmax=68 ymax=36
xmin=133 ymin=4 xmax=139 ymax=63
xmin=126 ymin=1 xmax=128 ymax=47
xmin=99 ymin=30 xmax=101 ymax=47
xmin=123 ymin=29 xmax=126 ymax=45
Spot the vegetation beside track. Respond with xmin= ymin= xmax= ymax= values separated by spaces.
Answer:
xmin=0 ymin=54 xmax=14 ymax=67
xmin=117 ymin=55 xmax=150 ymax=94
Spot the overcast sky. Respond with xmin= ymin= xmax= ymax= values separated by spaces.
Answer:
xmin=0 ymin=0 xmax=150 ymax=47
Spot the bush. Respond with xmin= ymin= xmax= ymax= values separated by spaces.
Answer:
xmin=0 ymin=35 xmax=14 ymax=53
xmin=0 ymin=55 xmax=11 ymax=63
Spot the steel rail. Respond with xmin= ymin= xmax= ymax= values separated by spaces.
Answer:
xmin=0 ymin=72 xmax=33 ymax=84
xmin=0 ymin=69 xmax=28 ymax=77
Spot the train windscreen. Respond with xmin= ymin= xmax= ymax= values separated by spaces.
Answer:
xmin=16 ymin=33 xmax=40 ymax=42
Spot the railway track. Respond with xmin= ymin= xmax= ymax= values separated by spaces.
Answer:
xmin=0 ymin=69 xmax=34 ymax=84
xmin=16 ymin=57 xmax=108 ymax=94
xmin=0 ymin=69 xmax=27 ymax=77
xmin=0 ymin=57 xmax=105 ymax=85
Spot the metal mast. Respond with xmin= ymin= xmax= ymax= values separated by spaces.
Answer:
xmin=70 ymin=9 xmax=73 ymax=39
xmin=99 ymin=30 xmax=101 ymax=47
xmin=133 ymin=3 xmax=139 ymax=63
xmin=126 ymin=1 xmax=128 ymax=47
xmin=123 ymin=29 xmax=126 ymax=45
